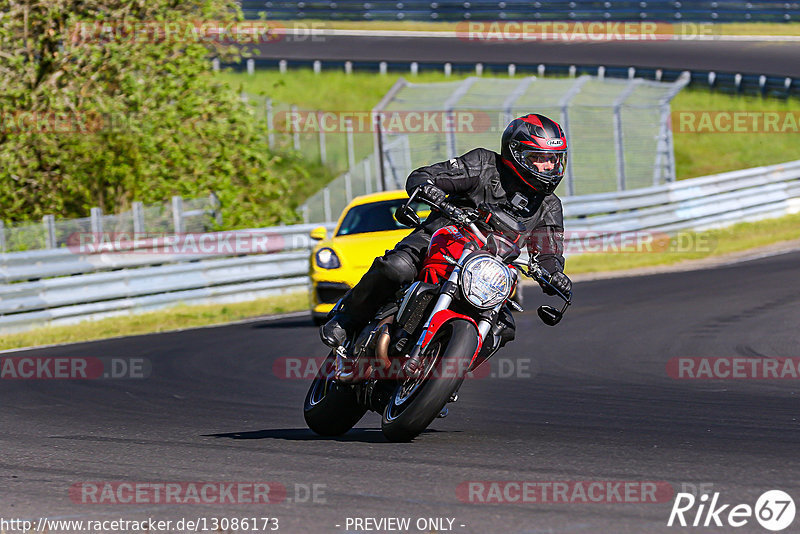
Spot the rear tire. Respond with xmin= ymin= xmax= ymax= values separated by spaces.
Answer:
xmin=303 ymin=352 xmax=367 ymax=436
xmin=381 ymin=320 xmax=478 ymax=442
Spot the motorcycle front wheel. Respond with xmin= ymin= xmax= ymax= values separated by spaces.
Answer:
xmin=381 ymin=319 xmax=478 ymax=442
xmin=303 ymin=351 xmax=367 ymax=436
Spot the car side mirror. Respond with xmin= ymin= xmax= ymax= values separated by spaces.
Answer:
xmin=309 ymin=226 xmax=327 ymax=241
xmin=537 ymin=305 xmax=563 ymax=326
xmin=394 ymin=204 xmax=421 ymax=228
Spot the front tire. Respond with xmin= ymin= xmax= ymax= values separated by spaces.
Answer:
xmin=381 ymin=320 xmax=478 ymax=442
xmin=303 ymin=352 xmax=367 ymax=436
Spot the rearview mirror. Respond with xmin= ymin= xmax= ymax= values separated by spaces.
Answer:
xmin=537 ymin=305 xmax=563 ymax=327
xmin=309 ymin=226 xmax=327 ymax=241
xmin=394 ymin=204 xmax=421 ymax=228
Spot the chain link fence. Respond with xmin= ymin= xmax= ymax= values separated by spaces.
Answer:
xmin=299 ymin=73 xmax=688 ymax=223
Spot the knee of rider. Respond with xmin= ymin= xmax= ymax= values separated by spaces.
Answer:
xmin=376 ymin=253 xmax=417 ymax=284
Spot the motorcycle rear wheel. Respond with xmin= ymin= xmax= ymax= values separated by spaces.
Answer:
xmin=303 ymin=351 xmax=367 ymax=436
xmin=381 ymin=319 xmax=478 ymax=442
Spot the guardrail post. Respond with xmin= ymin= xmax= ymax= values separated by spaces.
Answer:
xmin=43 ymin=215 xmax=56 ymax=249
xmin=313 ymin=60 xmax=321 ymax=74
xmin=379 ymin=61 xmax=387 ymax=75
xmin=317 ymin=111 xmax=327 ymax=165
xmin=266 ymin=98 xmax=275 ymax=149
xmin=291 ymin=105 xmax=300 ymax=151
xmin=410 ymin=62 xmax=418 ymax=76
xmin=444 ymin=63 xmax=452 ymax=76
xmin=279 ymin=59 xmax=287 ymax=74
xmin=90 ymin=207 xmax=103 ymax=235
xmin=172 ymin=196 xmax=184 ymax=234
xmin=132 ymin=202 xmax=145 ymax=233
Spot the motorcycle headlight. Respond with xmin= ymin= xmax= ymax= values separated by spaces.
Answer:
xmin=315 ymin=247 xmax=341 ymax=269
xmin=460 ymin=255 xmax=513 ymax=310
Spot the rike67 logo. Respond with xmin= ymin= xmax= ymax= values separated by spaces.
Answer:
xmin=668 ymin=490 xmax=796 ymax=531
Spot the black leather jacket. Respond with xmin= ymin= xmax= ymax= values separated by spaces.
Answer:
xmin=406 ymin=147 xmax=566 ymax=274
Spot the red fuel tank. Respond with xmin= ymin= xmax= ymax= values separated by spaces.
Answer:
xmin=419 ymin=225 xmax=479 ymax=284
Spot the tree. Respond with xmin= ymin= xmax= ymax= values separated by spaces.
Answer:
xmin=0 ymin=0 xmax=317 ymax=228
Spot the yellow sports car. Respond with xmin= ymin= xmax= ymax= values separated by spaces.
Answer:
xmin=308 ymin=190 xmax=430 ymax=324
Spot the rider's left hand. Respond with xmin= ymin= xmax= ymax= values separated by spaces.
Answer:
xmin=542 ymin=271 xmax=571 ymax=296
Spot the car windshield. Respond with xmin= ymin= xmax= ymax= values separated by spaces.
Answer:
xmin=336 ymin=199 xmax=430 ymax=236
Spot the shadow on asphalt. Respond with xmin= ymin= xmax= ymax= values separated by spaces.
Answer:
xmin=251 ymin=319 xmax=315 ymax=329
xmin=204 ymin=427 xmax=457 ymax=443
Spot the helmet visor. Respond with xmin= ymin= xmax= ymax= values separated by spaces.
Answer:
xmin=513 ymin=148 xmax=567 ymax=180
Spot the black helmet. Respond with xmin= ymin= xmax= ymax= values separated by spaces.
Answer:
xmin=501 ymin=114 xmax=568 ymax=194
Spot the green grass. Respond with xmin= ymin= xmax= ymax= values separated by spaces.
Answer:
xmin=0 ymin=291 xmax=308 ymax=351
xmin=672 ymin=88 xmax=800 ymax=179
xmin=565 ymin=212 xmax=800 ymax=274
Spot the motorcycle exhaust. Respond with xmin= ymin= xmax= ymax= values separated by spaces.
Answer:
xmin=374 ymin=320 xmax=393 ymax=372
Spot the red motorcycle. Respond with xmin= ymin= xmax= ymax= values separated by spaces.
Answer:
xmin=303 ymin=191 xmax=571 ymax=442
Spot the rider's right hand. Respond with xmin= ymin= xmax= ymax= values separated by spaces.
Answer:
xmin=418 ymin=183 xmax=448 ymax=207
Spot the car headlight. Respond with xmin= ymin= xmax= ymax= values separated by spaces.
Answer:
xmin=315 ymin=247 xmax=341 ymax=269
xmin=460 ymin=255 xmax=512 ymax=310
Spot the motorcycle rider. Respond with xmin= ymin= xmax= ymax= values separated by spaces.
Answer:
xmin=320 ymin=113 xmax=572 ymax=351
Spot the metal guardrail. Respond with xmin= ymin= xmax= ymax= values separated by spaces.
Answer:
xmin=242 ymin=0 xmax=800 ymax=22
xmin=1 ymin=160 xmax=799 ymax=334
xmin=0 ymin=222 xmax=336 ymax=334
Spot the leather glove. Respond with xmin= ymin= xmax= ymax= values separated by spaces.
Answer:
xmin=542 ymin=271 xmax=572 ymax=296
xmin=417 ymin=183 xmax=447 ymax=207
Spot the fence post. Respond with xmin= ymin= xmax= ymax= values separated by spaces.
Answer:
xmin=612 ymin=79 xmax=642 ymax=191
xmin=323 ymin=187 xmax=332 ymax=222
xmin=0 ymin=220 xmax=5 ymax=253
xmin=346 ymin=119 xmax=356 ymax=171
xmin=344 ymin=172 xmax=353 ymax=202
xmin=132 ymin=202 xmax=145 ymax=233
xmin=172 ymin=196 xmax=184 ymax=234
xmin=90 ymin=207 xmax=103 ymax=235
xmin=364 ymin=158 xmax=372 ymax=195
xmin=43 ymin=215 xmax=56 ymax=249
xmin=291 ymin=105 xmax=300 ymax=151
xmin=266 ymin=98 xmax=275 ymax=150
xmin=318 ymin=111 xmax=327 ymax=165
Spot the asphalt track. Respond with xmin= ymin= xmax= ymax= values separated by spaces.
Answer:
xmin=253 ymin=35 xmax=800 ymax=77
xmin=3 ymin=250 xmax=800 ymax=533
